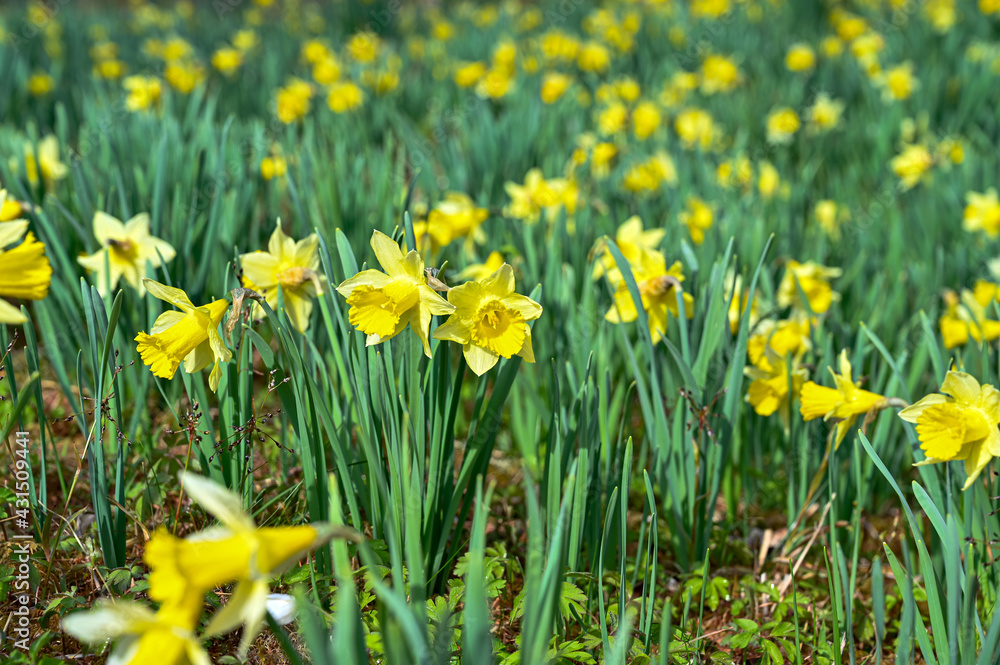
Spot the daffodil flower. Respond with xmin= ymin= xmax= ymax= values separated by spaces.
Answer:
xmin=0 ymin=219 xmax=52 ymax=324
xmin=0 ymin=189 xmax=27 ymax=222
xmin=777 ymin=260 xmax=842 ymax=314
xmin=744 ymin=347 xmax=809 ymax=433
xmin=240 ymin=219 xmax=325 ymax=333
xmin=144 ymin=472 xmax=356 ymax=658
xmin=19 ymin=135 xmax=69 ymax=189
xmin=800 ymin=350 xmax=887 ymax=448
xmin=61 ymin=596 xmax=209 ymax=665
xmin=604 ymin=253 xmax=694 ymax=344
xmin=591 ymin=215 xmax=665 ymax=282
xmin=938 ymin=288 xmax=1000 ymax=349
xmin=456 ymin=251 xmax=506 ymax=282
xmin=337 ymin=230 xmax=455 ymax=356
xmin=899 ymin=371 xmax=1000 ymax=489
xmin=77 ymin=212 xmax=176 ymax=297
xmin=433 ymin=263 xmax=542 ymax=375
xmin=134 ymin=280 xmax=231 ymax=391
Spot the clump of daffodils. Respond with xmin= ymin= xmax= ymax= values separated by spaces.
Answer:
xmin=338 ymin=229 xmax=542 ymax=377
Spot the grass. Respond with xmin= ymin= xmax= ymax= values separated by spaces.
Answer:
xmin=2 ymin=0 xmax=1000 ymax=663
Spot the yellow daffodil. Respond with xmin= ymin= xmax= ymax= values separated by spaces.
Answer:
xmin=786 ymin=43 xmax=816 ymax=72
xmin=19 ymin=136 xmax=69 ymax=189
xmin=692 ymin=0 xmax=731 ymax=19
xmin=455 ymin=61 xmax=488 ymax=88
xmin=0 ymin=189 xmax=27 ymax=222
xmin=123 ymin=76 xmax=162 ymax=112
xmin=758 ymin=161 xmax=782 ymax=199
xmin=623 ymin=153 xmax=677 ymax=193
xmin=879 ymin=62 xmax=918 ymax=101
xmin=337 ymin=230 xmax=455 ymax=356
xmin=679 ymin=197 xmax=714 ymax=245
xmin=747 ymin=316 xmax=812 ymax=369
xmin=891 ymin=144 xmax=934 ymax=190
xmin=433 ymin=264 xmax=541 ymax=375
xmin=457 ymin=251 xmax=507 ymax=282
xmin=62 ymin=597 xmax=207 ymax=665
xmin=164 ymin=61 xmax=205 ymax=94
xmin=597 ymin=102 xmax=629 ymax=136
xmin=276 ymin=78 xmax=313 ymax=124
xmin=605 ymin=253 xmax=693 ymax=344
xmin=347 ymin=32 xmax=379 ymax=62
xmin=77 ymin=212 xmax=176 ymax=297
xmin=27 ymin=72 xmax=54 ymax=96
xmin=541 ymin=72 xmax=572 ymax=103
xmin=261 ymin=155 xmax=288 ymax=180
xmin=777 ymin=260 xmax=842 ymax=314
xmin=716 ymin=155 xmax=753 ymax=190
xmin=135 ymin=280 xmax=231 ymax=391
xmin=632 ymin=101 xmax=661 ymax=140
xmin=592 ymin=215 xmax=665 ymax=282
xmin=899 ymin=371 xmax=1000 ymax=489
xmin=675 ymin=108 xmax=716 ymax=150
xmin=144 ymin=472 xmax=355 ymax=658
xmin=0 ymin=220 xmax=52 ymax=324
xmin=766 ymin=107 xmax=801 ymax=144
xmin=504 ymin=169 xmax=577 ymax=224
xmin=726 ymin=272 xmax=762 ymax=335
xmin=212 ymin=47 xmax=243 ymax=76
xmin=963 ymin=189 xmax=1000 ymax=237
xmin=800 ymin=350 xmax=887 ymax=448
xmin=327 ymin=81 xmax=365 ymax=113
xmin=700 ymin=54 xmax=741 ymax=95
xmin=312 ymin=56 xmax=342 ymax=85
xmin=745 ymin=347 xmax=808 ymax=432
xmin=240 ymin=220 xmax=325 ymax=333
xmin=938 ymin=288 xmax=1000 ymax=349
xmin=577 ymin=41 xmax=611 ymax=72
xmin=413 ymin=192 xmax=489 ymax=255
xmin=807 ymin=93 xmax=844 ymax=133
xmin=815 ymin=200 xmax=848 ymax=239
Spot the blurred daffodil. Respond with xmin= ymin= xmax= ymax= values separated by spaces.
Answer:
xmin=592 ymin=215 xmax=665 ymax=282
xmin=777 ymin=260 xmax=842 ymax=314
xmin=144 ymin=472 xmax=355 ymax=658
xmin=962 ymin=189 xmax=1000 ymax=237
xmin=457 ymin=251 xmax=506 ymax=282
xmin=62 ymin=596 xmax=207 ymax=665
xmin=745 ymin=347 xmax=808 ymax=432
